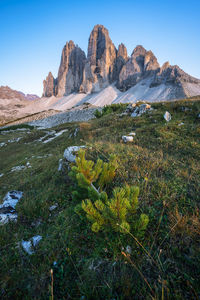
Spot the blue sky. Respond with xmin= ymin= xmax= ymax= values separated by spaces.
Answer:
xmin=0 ymin=0 xmax=200 ymax=96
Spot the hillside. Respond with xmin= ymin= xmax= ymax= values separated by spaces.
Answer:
xmin=0 ymin=86 xmax=40 ymax=126
xmin=0 ymin=98 xmax=199 ymax=299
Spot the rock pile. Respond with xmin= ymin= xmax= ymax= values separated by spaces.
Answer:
xmin=0 ymin=191 xmax=23 ymax=225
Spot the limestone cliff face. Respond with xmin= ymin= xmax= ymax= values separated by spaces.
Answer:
xmin=112 ymin=43 xmax=128 ymax=82
xmin=57 ymin=41 xmax=86 ymax=96
xmin=118 ymin=45 xmax=160 ymax=91
xmin=42 ymin=24 xmax=200 ymax=100
xmin=43 ymin=72 xmax=55 ymax=97
xmin=80 ymin=25 xmax=117 ymax=93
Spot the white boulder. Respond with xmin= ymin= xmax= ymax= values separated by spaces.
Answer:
xmin=164 ymin=111 xmax=171 ymax=122
xmin=122 ymin=136 xmax=134 ymax=143
xmin=63 ymin=146 xmax=86 ymax=163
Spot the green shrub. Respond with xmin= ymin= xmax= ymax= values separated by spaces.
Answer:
xmin=94 ymin=103 xmax=128 ymax=118
xmin=70 ymin=150 xmax=149 ymax=236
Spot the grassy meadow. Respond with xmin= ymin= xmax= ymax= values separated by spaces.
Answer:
xmin=0 ymin=99 xmax=200 ymax=299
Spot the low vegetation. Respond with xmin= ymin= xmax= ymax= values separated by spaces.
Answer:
xmin=94 ymin=103 xmax=128 ymax=118
xmin=0 ymin=98 xmax=200 ymax=299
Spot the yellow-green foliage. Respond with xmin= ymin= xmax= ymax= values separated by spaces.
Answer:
xmin=74 ymin=150 xmax=103 ymax=186
xmin=82 ymin=185 xmax=149 ymax=235
xmin=70 ymin=150 xmax=118 ymax=190
xmin=98 ymin=154 xmax=118 ymax=189
xmin=72 ymin=150 xmax=149 ymax=236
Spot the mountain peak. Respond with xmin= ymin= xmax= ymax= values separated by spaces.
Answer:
xmin=132 ymin=45 xmax=147 ymax=57
xmin=42 ymin=25 xmax=200 ymax=100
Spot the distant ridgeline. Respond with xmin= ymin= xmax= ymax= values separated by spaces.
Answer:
xmin=0 ymin=86 xmax=39 ymax=101
xmin=43 ymin=24 xmax=200 ymax=101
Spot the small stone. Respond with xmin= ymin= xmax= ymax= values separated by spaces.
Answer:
xmin=164 ymin=111 xmax=171 ymax=122
xmin=49 ymin=203 xmax=58 ymax=211
xmin=58 ymin=159 xmax=63 ymax=171
xmin=126 ymin=245 xmax=132 ymax=254
xmin=128 ymin=132 xmax=136 ymax=136
xmin=122 ymin=136 xmax=133 ymax=143
xmin=21 ymin=235 xmax=42 ymax=255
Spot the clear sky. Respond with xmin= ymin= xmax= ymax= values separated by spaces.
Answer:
xmin=0 ymin=0 xmax=200 ymax=96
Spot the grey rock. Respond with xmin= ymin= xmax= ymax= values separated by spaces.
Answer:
xmin=131 ymin=103 xmax=151 ymax=117
xmin=118 ymin=46 xmax=159 ymax=91
xmin=112 ymin=43 xmax=128 ymax=81
xmin=63 ymin=145 xmax=86 ymax=163
xmin=49 ymin=203 xmax=58 ymax=211
xmin=164 ymin=111 xmax=171 ymax=122
xmin=122 ymin=135 xmax=134 ymax=143
xmin=0 ymin=191 xmax=23 ymax=225
xmin=21 ymin=235 xmax=42 ymax=255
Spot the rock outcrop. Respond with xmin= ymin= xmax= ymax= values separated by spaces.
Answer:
xmin=117 ymin=45 xmax=160 ymax=91
xmin=42 ymin=24 xmax=200 ymax=101
xmin=112 ymin=43 xmax=128 ymax=82
xmin=80 ymin=25 xmax=117 ymax=93
xmin=42 ymin=72 xmax=56 ymax=97
xmin=57 ymin=41 xmax=86 ymax=96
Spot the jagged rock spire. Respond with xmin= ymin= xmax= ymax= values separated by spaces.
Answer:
xmin=57 ymin=41 xmax=86 ymax=96
xmin=42 ymin=72 xmax=55 ymax=97
xmin=80 ymin=24 xmax=117 ymax=93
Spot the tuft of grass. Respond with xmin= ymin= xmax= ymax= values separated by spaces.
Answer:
xmin=0 ymin=123 xmax=34 ymax=132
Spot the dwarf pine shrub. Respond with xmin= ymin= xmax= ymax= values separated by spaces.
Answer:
xmin=94 ymin=103 xmax=128 ymax=118
xmin=70 ymin=150 xmax=149 ymax=236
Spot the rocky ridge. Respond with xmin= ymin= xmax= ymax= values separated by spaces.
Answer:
xmin=42 ymin=25 xmax=200 ymax=101
xmin=0 ymin=86 xmax=39 ymax=101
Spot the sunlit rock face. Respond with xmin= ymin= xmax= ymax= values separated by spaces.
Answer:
xmin=117 ymin=45 xmax=160 ymax=91
xmin=57 ymin=41 xmax=86 ymax=96
xmin=43 ymin=72 xmax=56 ymax=97
xmin=42 ymin=25 xmax=200 ymax=100
xmin=80 ymin=25 xmax=117 ymax=93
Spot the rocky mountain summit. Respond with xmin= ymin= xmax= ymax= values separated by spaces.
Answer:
xmin=43 ymin=24 xmax=200 ymax=101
